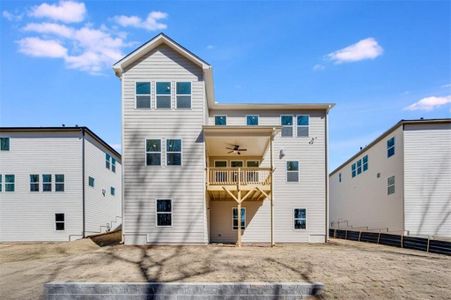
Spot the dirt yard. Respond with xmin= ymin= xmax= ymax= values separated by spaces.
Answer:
xmin=0 ymin=239 xmax=450 ymax=299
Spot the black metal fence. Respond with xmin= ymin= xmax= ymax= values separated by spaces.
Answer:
xmin=329 ymin=229 xmax=451 ymax=256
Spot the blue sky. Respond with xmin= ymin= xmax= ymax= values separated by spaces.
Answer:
xmin=1 ymin=0 xmax=450 ymax=170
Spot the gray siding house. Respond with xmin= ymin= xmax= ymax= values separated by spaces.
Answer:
xmin=0 ymin=127 xmax=122 ymax=242
xmin=330 ymin=119 xmax=451 ymax=238
xmin=114 ymin=33 xmax=333 ymax=246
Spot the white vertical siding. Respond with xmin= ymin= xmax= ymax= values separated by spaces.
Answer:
xmin=403 ymin=123 xmax=451 ymax=237
xmin=122 ymin=45 xmax=206 ymax=244
xmin=84 ymin=134 xmax=122 ymax=234
xmin=329 ymin=126 xmax=405 ymax=232
xmin=0 ymin=131 xmax=83 ymax=241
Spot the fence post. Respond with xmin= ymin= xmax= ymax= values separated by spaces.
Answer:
xmin=334 ymin=229 xmax=337 ymax=238
xmin=401 ymin=233 xmax=404 ymax=248
xmin=427 ymin=237 xmax=430 ymax=253
xmin=358 ymin=231 xmax=362 ymax=242
xmin=345 ymin=230 xmax=348 ymax=240
xmin=377 ymin=230 xmax=381 ymax=244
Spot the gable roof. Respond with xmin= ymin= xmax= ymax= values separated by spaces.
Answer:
xmin=329 ymin=118 xmax=451 ymax=176
xmin=113 ymin=33 xmax=334 ymax=112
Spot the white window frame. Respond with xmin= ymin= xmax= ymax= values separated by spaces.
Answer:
xmin=214 ymin=115 xmax=227 ymax=126
xmin=286 ymin=160 xmax=300 ymax=183
xmin=387 ymin=176 xmax=395 ymax=195
xmin=111 ymin=157 xmax=116 ymax=173
xmin=42 ymin=174 xmax=52 ymax=192
xmin=55 ymin=174 xmax=65 ymax=192
xmin=357 ymin=159 xmax=362 ymax=175
xmin=105 ymin=153 xmax=111 ymax=169
xmin=4 ymin=174 xmax=14 ymax=192
xmin=363 ymin=155 xmax=368 ymax=172
xmin=111 ymin=186 xmax=115 ymax=196
xmin=352 ymin=163 xmax=356 ymax=178
xmin=0 ymin=174 xmax=2 ymax=192
xmin=0 ymin=136 xmax=10 ymax=151
xmin=156 ymin=81 xmax=172 ymax=110
xmin=246 ymin=114 xmax=259 ymax=126
xmin=214 ymin=160 xmax=228 ymax=168
xmin=175 ymin=81 xmax=192 ymax=109
xmin=145 ymin=138 xmax=162 ymax=167
xmin=246 ymin=160 xmax=259 ymax=167
xmin=55 ymin=213 xmax=65 ymax=231
xmin=135 ymin=81 xmax=151 ymax=109
xmin=155 ymin=199 xmax=173 ymax=227
xmin=293 ymin=208 xmax=307 ymax=230
xmin=296 ymin=114 xmax=310 ymax=138
xmin=280 ymin=115 xmax=294 ymax=137
xmin=88 ymin=176 xmax=95 ymax=188
xmin=166 ymin=138 xmax=183 ymax=167
xmin=232 ymin=207 xmax=246 ymax=230
xmin=30 ymin=174 xmax=40 ymax=192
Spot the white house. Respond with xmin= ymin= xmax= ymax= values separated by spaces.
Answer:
xmin=113 ymin=33 xmax=334 ymax=246
xmin=0 ymin=127 xmax=122 ymax=242
xmin=330 ymin=119 xmax=451 ymax=238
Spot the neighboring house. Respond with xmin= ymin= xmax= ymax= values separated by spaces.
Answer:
xmin=330 ymin=119 xmax=451 ymax=238
xmin=113 ymin=33 xmax=334 ymax=246
xmin=0 ymin=127 xmax=122 ymax=242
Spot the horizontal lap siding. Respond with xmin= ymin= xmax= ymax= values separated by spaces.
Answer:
xmin=122 ymin=45 xmax=206 ymax=244
xmin=329 ymin=126 xmax=404 ymax=232
xmin=84 ymin=135 xmax=122 ymax=235
xmin=403 ymin=123 xmax=451 ymax=237
xmin=209 ymin=110 xmax=327 ymax=243
xmin=0 ymin=132 xmax=83 ymax=241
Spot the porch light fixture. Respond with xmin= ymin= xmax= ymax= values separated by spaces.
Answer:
xmin=279 ymin=149 xmax=285 ymax=159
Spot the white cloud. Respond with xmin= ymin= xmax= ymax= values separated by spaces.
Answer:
xmin=441 ymin=83 xmax=451 ymax=88
xmin=29 ymin=0 xmax=86 ymax=23
xmin=18 ymin=37 xmax=68 ymax=58
xmin=23 ymin=22 xmax=74 ymax=38
xmin=3 ymin=10 xmax=23 ymax=21
xmin=110 ymin=143 xmax=122 ymax=152
xmin=328 ymin=38 xmax=383 ymax=64
xmin=206 ymin=44 xmax=215 ymax=50
xmin=404 ymin=95 xmax=451 ymax=111
xmin=113 ymin=11 xmax=168 ymax=31
xmin=313 ymin=64 xmax=325 ymax=71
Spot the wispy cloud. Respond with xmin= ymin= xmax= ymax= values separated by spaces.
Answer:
xmin=206 ymin=44 xmax=215 ymax=50
xmin=441 ymin=83 xmax=451 ymax=88
xmin=2 ymin=10 xmax=23 ymax=21
xmin=11 ymin=1 xmax=168 ymax=74
xmin=327 ymin=37 xmax=383 ymax=64
xmin=113 ymin=11 xmax=167 ymax=31
xmin=313 ymin=64 xmax=325 ymax=71
xmin=110 ymin=143 xmax=122 ymax=152
xmin=29 ymin=0 xmax=86 ymax=23
xmin=18 ymin=37 xmax=68 ymax=58
xmin=404 ymin=95 xmax=451 ymax=111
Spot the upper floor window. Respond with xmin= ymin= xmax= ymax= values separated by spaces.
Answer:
xmin=294 ymin=208 xmax=306 ymax=229
xmin=0 ymin=175 xmax=2 ymax=192
xmin=387 ymin=137 xmax=395 ymax=158
xmin=167 ymin=139 xmax=182 ymax=166
xmin=339 ymin=173 xmax=342 ymax=183
xmin=387 ymin=176 xmax=395 ymax=195
xmin=55 ymin=174 xmax=65 ymax=192
xmin=176 ymin=82 xmax=191 ymax=109
xmin=88 ymin=176 xmax=95 ymax=187
xmin=363 ymin=155 xmax=368 ymax=172
xmin=0 ymin=137 xmax=10 ymax=151
xmin=287 ymin=161 xmax=299 ymax=182
xmin=146 ymin=139 xmax=161 ymax=166
xmin=297 ymin=115 xmax=309 ymax=137
xmin=136 ymin=82 xmax=151 ymax=109
xmin=5 ymin=174 xmax=15 ymax=192
xmin=43 ymin=174 xmax=52 ymax=192
xmin=105 ymin=153 xmax=111 ymax=169
xmin=156 ymin=199 xmax=172 ymax=227
xmin=111 ymin=157 xmax=116 ymax=173
xmin=232 ymin=207 xmax=246 ymax=230
xmin=111 ymin=186 xmax=115 ymax=196
xmin=357 ymin=159 xmax=362 ymax=175
xmin=246 ymin=115 xmax=259 ymax=126
xmin=215 ymin=115 xmax=227 ymax=126
xmin=352 ymin=163 xmax=356 ymax=178
xmin=156 ymin=82 xmax=171 ymax=109
xmin=281 ymin=115 xmax=293 ymax=137
xmin=30 ymin=174 xmax=39 ymax=192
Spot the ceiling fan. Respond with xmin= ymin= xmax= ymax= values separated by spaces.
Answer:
xmin=226 ymin=144 xmax=247 ymax=155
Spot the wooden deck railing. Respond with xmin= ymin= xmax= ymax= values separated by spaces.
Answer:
xmin=207 ymin=167 xmax=272 ymax=186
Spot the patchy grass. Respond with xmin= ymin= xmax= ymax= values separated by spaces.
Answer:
xmin=0 ymin=239 xmax=450 ymax=299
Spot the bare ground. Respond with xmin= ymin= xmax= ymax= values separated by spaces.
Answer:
xmin=0 ymin=239 xmax=450 ymax=299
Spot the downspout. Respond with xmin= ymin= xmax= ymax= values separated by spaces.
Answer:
xmin=81 ymin=128 xmax=86 ymax=238
xmin=270 ymin=131 xmax=274 ymax=247
xmin=325 ymin=111 xmax=329 ymax=242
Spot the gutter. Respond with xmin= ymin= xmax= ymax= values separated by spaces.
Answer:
xmin=325 ymin=112 xmax=329 ymax=242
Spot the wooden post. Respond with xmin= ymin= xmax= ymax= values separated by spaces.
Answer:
xmin=270 ymin=135 xmax=274 ymax=247
xmin=237 ymin=195 xmax=242 ymax=248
